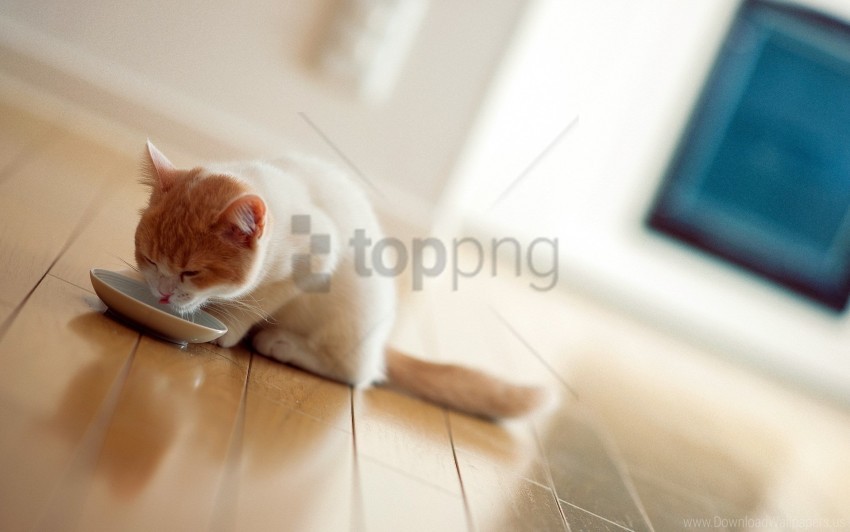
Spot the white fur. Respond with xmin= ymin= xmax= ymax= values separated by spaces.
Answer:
xmin=203 ymin=155 xmax=396 ymax=385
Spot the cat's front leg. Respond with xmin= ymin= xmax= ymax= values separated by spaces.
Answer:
xmin=211 ymin=324 xmax=251 ymax=348
xmin=252 ymin=328 xmax=346 ymax=380
xmin=252 ymin=328 xmax=310 ymax=363
xmin=205 ymin=304 xmax=261 ymax=347
xmin=252 ymin=327 xmax=373 ymax=385
xmin=207 ymin=279 xmax=300 ymax=348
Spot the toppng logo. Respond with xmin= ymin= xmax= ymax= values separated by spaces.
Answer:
xmin=290 ymin=214 xmax=332 ymax=293
xmin=291 ymin=215 xmax=559 ymax=293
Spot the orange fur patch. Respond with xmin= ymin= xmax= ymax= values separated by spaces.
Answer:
xmin=135 ymin=171 xmax=260 ymax=289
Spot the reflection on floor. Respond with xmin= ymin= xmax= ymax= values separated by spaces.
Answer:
xmin=1 ymin=87 xmax=849 ymax=531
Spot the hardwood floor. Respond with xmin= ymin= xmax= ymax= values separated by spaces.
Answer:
xmin=2 ymin=90 xmax=850 ymax=532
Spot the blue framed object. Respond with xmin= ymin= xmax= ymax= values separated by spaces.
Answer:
xmin=648 ymin=0 xmax=850 ymax=311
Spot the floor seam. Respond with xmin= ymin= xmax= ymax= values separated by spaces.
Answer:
xmin=559 ymin=499 xmax=637 ymax=532
xmin=0 ymin=170 xmax=118 ymax=341
xmin=589 ymin=416 xmax=657 ymax=532
xmin=446 ymin=411 xmax=476 ymax=532
xmin=531 ymin=421 xmax=572 ymax=532
xmin=349 ymin=386 xmax=367 ymax=532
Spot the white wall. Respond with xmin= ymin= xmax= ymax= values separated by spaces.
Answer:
xmin=0 ymin=0 xmax=528 ymax=223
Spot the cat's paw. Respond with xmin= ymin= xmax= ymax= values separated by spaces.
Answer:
xmin=212 ymin=330 xmax=244 ymax=348
xmin=253 ymin=328 xmax=300 ymax=362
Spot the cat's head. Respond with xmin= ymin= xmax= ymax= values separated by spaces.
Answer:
xmin=134 ymin=141 xmax=267 ymax=313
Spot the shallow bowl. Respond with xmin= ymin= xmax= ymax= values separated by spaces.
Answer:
xmin=90 ymin=268 xmax=227 ymax=345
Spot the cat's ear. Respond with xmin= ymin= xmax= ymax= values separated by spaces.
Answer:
xmin=218 ymin=194 xmax=267 ymax=247
xmin=143 ymin=140 xmax=179 ymax=195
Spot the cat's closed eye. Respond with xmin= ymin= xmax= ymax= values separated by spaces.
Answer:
xmin=180 ymin=271 xmax=200 ymax=281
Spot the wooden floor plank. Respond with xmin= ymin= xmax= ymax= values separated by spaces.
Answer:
xmin=70 ymin=340 xmax=249 ymax=532
xmin=357 ymin=456 xmax=469 ymax=532
xmin=352 ymin=382 xmax=471 ymax=531
xmin=536 ymin=407 xmax=652 ymax=532
xmin=0 ymin=99 xmax=58 ymax=180
xmin=353 ymin=387 xmax=461 ymax=496
xmin=48 ymin=155 xmax=144 ymax=290
xmin=223 ymin=355 xmax=354 ymax=532
xmin=0 ymin=301 xmax=12 ymax=325
xmin=560 ymin=501 xmax=635 ymax=532
xmin=0 ymin=275 xmax=138 ymax=531
xmin=243 ymin=354 xmax=352 ymax=432
xmin=449 ymin=413 xmax=547 ymax=483
xmin=0 ymin=127 xmax=127 ymax=309
xmin=454 ymin=449 xmax=566 ymax=532
xmin=448 ymin=412 xmax=563 ymax=532
xmin=629 ymin=474 xmax=718 ymax=531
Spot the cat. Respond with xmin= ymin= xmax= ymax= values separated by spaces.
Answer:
xmin=134 ymin=140 xmax=555 ymax=419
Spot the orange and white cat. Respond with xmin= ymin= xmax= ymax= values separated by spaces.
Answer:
xmin=135 ymin=141 xmax=553 ymax=419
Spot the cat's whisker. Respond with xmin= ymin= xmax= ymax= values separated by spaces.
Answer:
xmin=207 ymin=297 xmax=271 ymax=323
xmin=116 ymin=257 xmax=140 ymax=272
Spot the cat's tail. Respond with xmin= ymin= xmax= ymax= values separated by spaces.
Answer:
xmin=384 ymin=348 xmax=558 ymax=420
